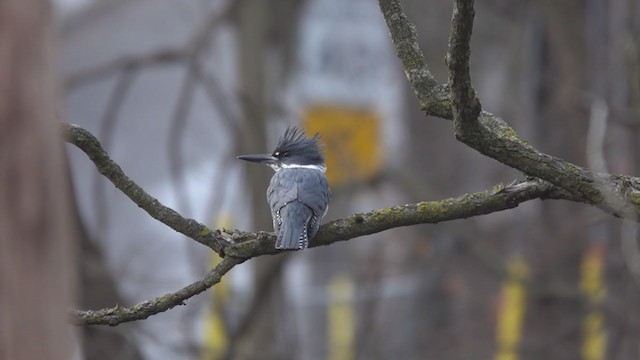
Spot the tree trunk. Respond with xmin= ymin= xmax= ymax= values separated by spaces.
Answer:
xmin=0 ymin=1 xmax=77 ymax=359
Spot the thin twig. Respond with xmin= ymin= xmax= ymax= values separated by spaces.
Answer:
xmin=66 ymin=48 xmax=185 ymax=89
xmin=93 ymin=68 xmax=137 ymax=243
xmin=167 ymin=65 xmax=198 ymax=216
xmin=62 ymin=123 xmax=228 ymax=255
xmin=66 ymin=0 xmax=241 ymax=89
xmin=222 ymin=254 xmax=289 ymax=360
xmin=193 ymin=60 xmax=243 ymax=135
xmin=71 ymin=257 xmax=243 ymax=326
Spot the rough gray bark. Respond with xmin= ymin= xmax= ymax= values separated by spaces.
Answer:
xmin=379 ymin=0 xmax=640 ymax=220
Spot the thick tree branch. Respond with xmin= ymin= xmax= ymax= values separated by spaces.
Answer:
xmin=64 ymin=123 xmax=574 ymax=258
xmin=71 ymin=257 xmax=243 ymax=326
xmin=446 ymin=0 xmax=481 ymax=135
xmin=378 ymin=0 xmax=451 ymax=118
xmin=63 ymin=123 xmax=575 ymax=325
xmin=378 ymin=0 xmax=640 ymax=220
xmin=223 ymin=180 xmax=576 ymax=258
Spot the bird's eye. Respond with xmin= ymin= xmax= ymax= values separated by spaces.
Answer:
xmin=274 ymin=151 xmax=280 ymax=157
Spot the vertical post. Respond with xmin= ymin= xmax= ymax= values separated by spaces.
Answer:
xmin=202 ymin=215 xmax=233 ymax=359
xmin=580 ymin=244 xmax=606 ymax=360
xmin=495 ymin=256 xmax=528 ymax=360
xmin=328 ymin=275 xmax=355 ymax=360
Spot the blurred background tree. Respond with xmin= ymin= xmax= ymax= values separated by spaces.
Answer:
xmin=1 ymin=1 xmax=77 ymax=359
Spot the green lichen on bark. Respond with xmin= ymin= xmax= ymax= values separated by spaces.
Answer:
xmin=379 ymin=0 xmax=640 ymax=218
xmin=420 ymin=84 xmax=454 ymax=118
xmin=378 ymin=0 xmax=440 ymax=113
xmin=223 ymin=179 xmax=568 ymax=259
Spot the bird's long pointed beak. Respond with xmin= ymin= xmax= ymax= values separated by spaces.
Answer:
xmin=237 ymin=154 xmax=278 ymax=164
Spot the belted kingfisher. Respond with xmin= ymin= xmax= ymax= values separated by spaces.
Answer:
xmin=237 ymin=126 xmax=331 ymax=250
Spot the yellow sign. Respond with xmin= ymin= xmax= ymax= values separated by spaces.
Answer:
xmin=303 ymin=106 xmax=382 ymax=186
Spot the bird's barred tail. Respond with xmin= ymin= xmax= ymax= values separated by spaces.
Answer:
xmin=276 ymin=202 xmax=312 ymax=249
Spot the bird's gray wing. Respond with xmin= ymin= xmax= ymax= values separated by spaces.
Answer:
xmin=295 ymin=169 xmax=330 ymax=216
xmin=267 ymin=170 xmax=299 ymax=236
xmin=293 ymin=169 xmax=330 ymax=239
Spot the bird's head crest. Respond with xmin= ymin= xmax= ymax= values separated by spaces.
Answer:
xmin=272 ymin=126 xmax=325 ymax=166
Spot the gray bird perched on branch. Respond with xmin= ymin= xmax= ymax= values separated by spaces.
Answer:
xmin=237 ymin=126 xmax=331 ymax=249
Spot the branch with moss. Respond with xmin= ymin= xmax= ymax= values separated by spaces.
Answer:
xmin=379 ymin=0 xmax=640 ymax=220
xmin=62 ymin=123 xmax=228 ymax=256
xmin=71 ymin=257 xmax=243 ymax=326
xmin=63 ymin=123 xmax=573 ymax=325
xmin=223 ymin=180 xmax=578 ymax=258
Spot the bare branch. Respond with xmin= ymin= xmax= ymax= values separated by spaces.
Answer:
xmin=94 ymin=68 xmax=137 ymax=240
xmin=378 ymin=0 xmax=640 ymax=220
xmin=167 ymin=65 xmax=198 ymax=216
xmin=65 ymin=48 xmax=185 ymax=89
xmin=66 ymin=0 xmax=241 ymax=89
xmin=223 ymin=254 xmax=289 ymax=359
xmin=71 ymin=257 xmax=243 ymax=326
xmin=62 ymin=123 xmax=228 ymax=256
xmin=378 ymin=0 xmax=450 ymax=118
xmin=446 ymin=0 xmax=481 ymax=135
xmin=586 ymin=98 xmax=609 ymax=173
xmin=193 ymin=60 xmax=244 ymax=134
xmin=223 ymin=179 xmax=575 ymax=258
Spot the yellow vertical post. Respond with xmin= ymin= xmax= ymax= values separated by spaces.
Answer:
xmin=580 ymin=244 xmax=606 ymax=360
xmin=495 ymin=255 xmax=529 ymax=360
xmin=328 ymin=275 xmax=355 ymax=360
xmin=202 ymin=215 xmax=233 ymax=360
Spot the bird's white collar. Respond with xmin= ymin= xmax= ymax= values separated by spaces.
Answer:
xmin=269 ymin=163 xmax=327 ymax=172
